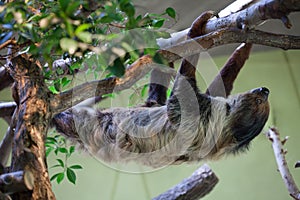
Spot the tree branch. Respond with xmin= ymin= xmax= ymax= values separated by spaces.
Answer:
xmin=158 ymin=0 xmax=300 ymax=48
xmin=0 ymin=67 xmax=13 ymax=92
xmin=51 ymin=55 xmax=176 ymax=114
xmin=266 ymin=127 xmax=300 ymax=200
xmin=204 ymin=0 xmax=300 ymax=32
xmin=152 ymin=164 xmax=219 ymax=200
xmin=0 ymin=107 xmax=17 ymax=167
xmin=51 ymin=28 xmax=300 ymax=114
xmin=9 ymin=55 xmax=55 ymax=199
xmin=161 ymin=29 xmax=300 ymax=63
xmin=0 ymin=170 xmax=34 ymax=195
xmin=0 ymin=102 xmax=16 ymax=124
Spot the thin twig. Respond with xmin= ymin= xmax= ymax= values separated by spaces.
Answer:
xmin=266 ymin=127 xmax=300 ymax=200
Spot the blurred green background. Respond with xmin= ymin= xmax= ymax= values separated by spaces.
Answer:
xmin=1 ymin=49 xmax=299 ymax=200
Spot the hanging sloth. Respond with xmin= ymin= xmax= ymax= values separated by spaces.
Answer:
xmin=53 ymin=12 xmax=270 ymax=168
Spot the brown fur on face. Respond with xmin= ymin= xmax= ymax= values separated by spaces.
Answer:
xmin=227 ymin=87 xmax=270 ymax=152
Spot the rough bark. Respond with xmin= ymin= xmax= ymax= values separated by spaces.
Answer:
xmin=204 ymin=0 xmax=300 ymax=32
xmin=158 ymin=0 xmax=300 ymax=48
xmin=152 ymin=164 xmax=219 ymax=200
xmin=8 ymin=55 xmax=55 ymax=200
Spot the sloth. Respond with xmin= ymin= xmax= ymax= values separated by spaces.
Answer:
xmin=52 ymin=12 xmax=270 ymax=167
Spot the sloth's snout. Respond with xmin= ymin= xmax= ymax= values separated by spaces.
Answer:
xmin=251 ymin=87 xmax=269 ymax=101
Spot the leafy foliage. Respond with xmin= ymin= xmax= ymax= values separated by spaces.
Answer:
xmin=0 ymin=0 xmax=176 ymax=185
xmin=46 ymin=131 xmax=82 ymax=185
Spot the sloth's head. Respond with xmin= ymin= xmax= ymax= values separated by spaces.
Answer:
xmin=226 ymin=87 xmax=270 ymax=152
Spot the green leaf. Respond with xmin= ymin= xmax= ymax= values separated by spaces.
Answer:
xmin=141 ymin=84 xmax=149 ymax=98
xmin=66 ymin=168 xmax=76 ymax=184
xmin=99 ymin=15 xmax=114 ymax=23
xmin=59 ymin=0 xmax=70 ymax=11
xmin=51 ymin=164 xmax=64 ymax=169
xmin=69 ymin=146 xmax=75 ymax=155
xmin=61 ymin=77 xmax=71 ymax=87
xmin=46 ymin=147 xmax=53 ymax=157
xmin=120 ymin=2 xmax=135 ymax=17
xmin=75 ymin=24 xmax=91 ymax=35
xmin=56 ymin=172 xmax=65 ymax=184
xmin=56 ymin=159 xmax=65 ymax=168
xmin=69 ymin=165 xmax=83 ymax=170
xmin=50 ymin=173 xmax=60 ymax=181
xmin=166 ymin=7 xmax=176 ymax=19
xmin=48 ymin=85 xmax=59 ymax=94
xmin=66 ymin=2 xmax=81 ymax=16
xmin=58 ymin=147 xmax=68 ymax=154
xmin=153 ymin=19 xmax=165 ymax=28
xmin=167 ymin=88 xmax=172 ymax=98
xmin=46 ymin=137 xmax=57 ymax=144
xmin=51 ymin=172 xmax=65 ymax=184
xmin=108 ymin=58 xmax=125 ymax=77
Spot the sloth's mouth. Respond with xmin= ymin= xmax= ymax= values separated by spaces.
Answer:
xmin=251 ymin=87 xmax=270 ymax=101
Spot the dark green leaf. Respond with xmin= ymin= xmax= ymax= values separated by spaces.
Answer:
xmin=51 ymin=164 xmax=63 ymax=169
xmin=50 ymin=173 xmax=61 ymax=181
xmin=61 ymin=77 xmax=71 ymax=87
xmin=99 ymin=15 xmax=114 ymax=23
xmin=153 ymin=19 xmax=165 ymax=28
xmin=108 ymin=58 xmax=125 ymax=77
xmin=69 ymin=146 xmax=75 ymax=155
xmin=46 ymin=137 xmax=57 ymax=144
xmin=66 ymin=168 xmax=76 ymax=184
xmin=66 ymin=2 xmax=81 ymax=16
xmin=59 ymin=0 xmax=70 ymax=11
xmin=46 ymin=147 xmax=53 ymax=157
xmin=120 ymin=2 xmax=135 ymax=17
xmin=69 ymin=165 xmax=83 ymax=170
xmin=166 ymin=7 xmax=176 ymax=19
xmin=56 ymin=172 xmax=65 ymax=184
xmin=58 ymin=147 xmax=68 ymax=154
xmin=56 ymin=159 xmax=65 ymax=168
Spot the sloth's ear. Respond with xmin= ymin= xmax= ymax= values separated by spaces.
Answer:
xmin=206 ymin=43 xmax=252 ymax=98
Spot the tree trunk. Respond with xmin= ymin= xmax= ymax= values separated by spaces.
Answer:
xmin=8 ymin=55 xmax=55 ymax=200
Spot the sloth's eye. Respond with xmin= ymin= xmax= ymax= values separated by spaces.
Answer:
xmin=256 ymin=98 xmax=262 ymax=104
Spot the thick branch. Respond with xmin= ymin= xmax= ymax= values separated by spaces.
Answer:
xmin=267 ymin=128 xmax=300 ymax=200
xmin=52 ymin=28 xmax=300 ymax=114
xmin=0 ymin=102 xmax=16 ymax=122
xmin=51 ymin=55 xmax=176 ymax=114
xmin=152 ymin=164 xmax=218 ymax=200
xmin=9 ymin=55 xmax=55 ymax=200
xmin=0 ymin=67 xmax=13 ymax=92
xmin=161 ymin=29 xmax=300 ymax=63
xmin=158 ymin=0 xmax=300 ymax=48
xmin=0 ymin=170 xmax=34 ymax=194
xmin=0 ymin=108 xmax=17 ymax=167
xmin=204 ymin=0 xmax=300 ymax=32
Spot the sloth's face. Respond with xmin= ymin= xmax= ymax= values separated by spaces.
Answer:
xmin=227 ymin=87 xmax=270 ymax=151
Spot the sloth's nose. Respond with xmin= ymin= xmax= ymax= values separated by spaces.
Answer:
xmin=251 ymin=87 xmax=270 ymax=100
